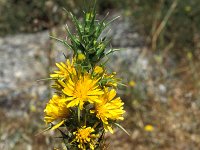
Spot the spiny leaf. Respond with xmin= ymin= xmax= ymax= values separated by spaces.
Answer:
xmin=106 ymin=48 xmax=120 ymax=56
xmin=35 ymin=124 xmax=53 ymax=136
xmin=114 ymin=123 xmax=130 ymax=136
xmin=69 ymin=13 xmax=83 ymax=41
xmin=117 ymin=82 xmax=128 ymax=87
xmin=50 ymin=36 xmax=72 ymax=49
xmin=63 ymin=8 xmax=83 ymax=38
xmin=36 ymin=77 xmax=53 ymax=82
xmin=57 ymin=128 xmax=69 ymax=139
xmin=95 ymin=12 xmax=110 ymax=38
xmin=106 ymin=16 xmax=120 ymax=26
xmin=64 ymin=24 xmax=77 ymax=44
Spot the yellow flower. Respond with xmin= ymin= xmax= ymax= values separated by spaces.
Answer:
xmin=44 ymin=95 xmax=69 ymax=130
xmin=144 ymin=125 xmax=154 ymax=132
xmin=129 ymin=80 xmax=136 ymax=87
xmin=73 ymin=126 xmax=98 ymax=150
xmin=50 ymin=59 xmax=76 ymax=79
xmin=91 ymin=89 xmax=125 ymax=133
xmin=94 ymin=66 xmax=104 ymax=75
xmin=61 ymin=74 xmax=104 ymax=110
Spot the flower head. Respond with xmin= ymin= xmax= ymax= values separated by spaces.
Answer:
xmin=44 ymin=95 xmax=69 ymax=130
xmin=91 ymin=89 xmax=125 ymax=133
xmin=50 ymin=59 xmax=76 ymax=79
xmin=144 ymin=125 xmax=154 ymax=132
xmin=61 ymin=74 xmax=104 ymax=110
xmin=73 ymin=126 xmax=98 ymax=150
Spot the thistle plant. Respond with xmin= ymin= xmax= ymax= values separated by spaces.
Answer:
xmin=43 ymin=4 xmax=126 ymax=150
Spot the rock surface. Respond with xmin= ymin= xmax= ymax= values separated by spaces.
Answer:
xmin=0 ymin=32 xmax=49 ymax=106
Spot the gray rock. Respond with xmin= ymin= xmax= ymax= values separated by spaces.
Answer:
xmin=0 ymin=31 xmax=50 ymax=106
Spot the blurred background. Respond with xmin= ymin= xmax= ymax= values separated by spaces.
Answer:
xmin=0 ymin=0 xmax=200 ymax=149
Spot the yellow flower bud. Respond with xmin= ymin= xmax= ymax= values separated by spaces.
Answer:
xmin=129 ymin=80 xmax=136 ymax=87
xmin=77 ymin=53 xmax=86 ymax=61
xmin=94 ymin=66 xmax=104 ymax=74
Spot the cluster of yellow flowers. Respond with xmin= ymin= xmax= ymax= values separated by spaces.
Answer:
xmin=44 ymin=58 xmax=125 ymax=149
xmin=42 ymin=4 xmax=126 ymax=149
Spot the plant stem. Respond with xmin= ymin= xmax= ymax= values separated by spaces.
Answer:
xmin=152 ymin=0 xmax=179 ymax=50
xmin=78 ymin=107 xmax=81 ymax=123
